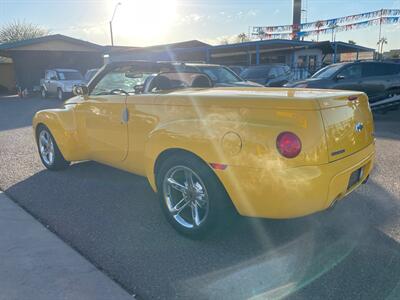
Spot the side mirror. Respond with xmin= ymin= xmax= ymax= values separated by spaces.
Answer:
xmin=336 ymin=75 xmax=345 ymax=80
xmin=73 ymin=85 xmax=89 ymax=97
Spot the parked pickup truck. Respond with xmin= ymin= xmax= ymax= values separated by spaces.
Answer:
xmin=40 ymin=69 xmax=84 ymax=100
xmin=33 ymin=61 xmax=375 ymax=238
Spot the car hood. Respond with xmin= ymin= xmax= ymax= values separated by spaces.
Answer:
xmin=214 ymin=81 xmax=264 ymax=87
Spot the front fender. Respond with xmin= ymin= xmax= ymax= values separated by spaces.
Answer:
xmin=33 ymin=106 xmax=87 ymax=161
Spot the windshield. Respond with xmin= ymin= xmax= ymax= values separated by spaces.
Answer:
xmin=91 ymin=71 xmax=151 ymax=95
xmin=57 ymin=71 xmax=83 ymax=80
xmin=195 ymin=66 xmax=241 ymax=83
xmin=311 ymin=64 xmax=343 ymax=79
xmin=85 ymin=70 xmax=98 ymax=81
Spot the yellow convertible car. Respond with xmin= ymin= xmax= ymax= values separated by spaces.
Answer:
xmin=33 ymin=61 xmax=375 ymax=238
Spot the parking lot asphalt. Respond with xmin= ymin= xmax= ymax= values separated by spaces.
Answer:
xmin=0 ymin=95 xmax=399 ymax=300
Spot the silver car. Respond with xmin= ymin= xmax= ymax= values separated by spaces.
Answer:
xmin=40 ymin=69 xmax=84 ymax=100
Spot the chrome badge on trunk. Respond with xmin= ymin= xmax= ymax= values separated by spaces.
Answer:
xmin=355 ymin=122 xmax=364 ymax=132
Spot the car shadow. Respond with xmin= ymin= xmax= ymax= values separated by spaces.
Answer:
xmin=5 ymin=160 xmax=400 ymax=300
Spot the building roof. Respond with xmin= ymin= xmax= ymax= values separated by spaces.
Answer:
xmin=316 ymin=41 xmax=375 ymax=54
xmin=103 ymin=45 xmax=140 ymax=53
xmin=212 ymin=39 xmax=315 ymax=50
xmin=0 ymin=34 xmax=103 ymax=52
xmin=210 ymin=39 xmax=374 ymax=55
xmin=112 ymin=40 xmax=211 ymax=54
xmin=144 ymin=40 xmax=210 ymax=51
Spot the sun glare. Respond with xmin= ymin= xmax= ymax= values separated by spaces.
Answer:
xmin=113 ymin=0 xmax=178 ymax=44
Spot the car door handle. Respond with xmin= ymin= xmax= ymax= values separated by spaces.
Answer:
xmin=121 ymin=108 xmax=129 ymax=124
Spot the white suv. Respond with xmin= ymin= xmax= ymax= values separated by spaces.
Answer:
xmin=40 ymin=69 xmax=84 ymax=100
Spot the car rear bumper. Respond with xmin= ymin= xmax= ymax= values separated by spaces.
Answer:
xmin=217 ymin=142 xmax=375 ymax=219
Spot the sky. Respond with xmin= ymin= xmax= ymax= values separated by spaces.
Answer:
xmin=1 ymin=0 xmax=400 ymax=51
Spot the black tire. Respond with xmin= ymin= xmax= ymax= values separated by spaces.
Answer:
xmin=57 ymin=88 xmax=64 ymax=101
xmin=36 ymin=125 xmax=70 ymax=171
xmin=156 ymin=152 xmax=236 ymax=239
xmin=41 ymin=88 xmax=47 ymax=99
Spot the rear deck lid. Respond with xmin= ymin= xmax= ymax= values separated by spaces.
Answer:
xmin=318 ymin=92 xmax=374 ymax=162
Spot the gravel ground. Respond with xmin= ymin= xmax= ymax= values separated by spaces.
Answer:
xmin=0 ymin=95 xmax=399 ymax=300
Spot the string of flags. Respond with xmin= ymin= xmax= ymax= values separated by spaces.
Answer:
xmin=252 ymin=9 xmax=400 ymax=40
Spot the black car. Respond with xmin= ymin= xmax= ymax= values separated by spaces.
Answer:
xmin=240 ymin=64 xmax=293 ymax=87
xmin=187 ymin=64 xmax=262 ymax=87
xmin=228 ymin=65 xmax=246 ymax=76
xmin=286 ymin=61 xmax=400 ymax=103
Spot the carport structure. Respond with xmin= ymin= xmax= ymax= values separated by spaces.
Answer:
xmin=208 ymin=40 xmax=375 ymax=68
xmin=109 ymin=39 xmax=374 ymax=76
xmin=0 ymin=34 xmax=104 ymax=91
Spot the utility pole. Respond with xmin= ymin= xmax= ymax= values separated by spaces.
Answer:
xmin=292 ymin=0 xmax=302 ymax=40
xmin=330 ymin=24 xmax=338 ymax=63
xmin=109 ymin=2 xmax=122 ymax=46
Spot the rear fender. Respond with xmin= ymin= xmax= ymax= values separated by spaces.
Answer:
xmin=144 ymin=112 xmax=328 ymax=192
xmin=144 ymin=119 xmax=231 ymax=191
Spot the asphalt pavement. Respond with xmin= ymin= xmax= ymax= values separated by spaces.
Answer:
xmin=0 ymin=94 xmax=399 ymax=300
xmin=0 ymin=191 xmax=132 ymax=300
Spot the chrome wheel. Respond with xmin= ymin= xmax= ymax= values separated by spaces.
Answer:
xmin=163 ymin=166 xmax=209 ymax=229
xmin=38 ymin=130 xmax=55 ymax=166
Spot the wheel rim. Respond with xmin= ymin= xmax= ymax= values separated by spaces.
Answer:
xmin=39 ymin=130 xmax=55 ymax=165
xmin=41 ymin=89 xmax=46 ymax=97
xmin=58 ymin=90 xmax=62 ymax=100
xmin=163 ymin=166 xmax=209 ymax=229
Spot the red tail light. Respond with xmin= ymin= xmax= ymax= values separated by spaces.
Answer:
xmin=276 ymin=132 xmax=302 ymax=158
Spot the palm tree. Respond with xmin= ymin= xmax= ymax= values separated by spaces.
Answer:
xmin=329 ymin=24 xmax=338 ymax=42
xmin=315 ymin=20 xmax=324 ymax=42
xmin=377 ymin=37 xmax=388 ymax=55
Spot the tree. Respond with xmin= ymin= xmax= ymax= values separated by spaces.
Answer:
xmin=377 ymin=37 xmax=388 ymax=55
xmin=237 ymin=33 xmax=249 ymax=43
xmin=315 ymin=20 xmax=324 ymax=42
xmin=348 ymin=40 xmax=356 ymax=45
xmin=0 ymin=20 xmax=49 ymax=44
xmin=258 ymin=29 xmax=265 ymax=41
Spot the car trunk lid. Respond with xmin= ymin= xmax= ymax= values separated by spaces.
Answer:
xmin=318 ymin=92 xmax=374 ymax=162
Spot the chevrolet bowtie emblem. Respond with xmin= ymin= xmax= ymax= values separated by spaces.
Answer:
xmin=355 ymin=122 xmax=364 ymax=132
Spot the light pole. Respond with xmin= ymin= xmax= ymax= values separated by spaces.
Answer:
xmin=329 ymin=24 xmax=338 ymax=63
xmin=109 ymin=2 xmax=122 ymax=46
